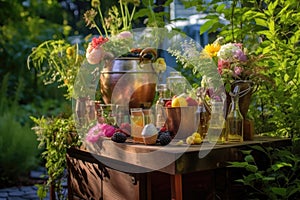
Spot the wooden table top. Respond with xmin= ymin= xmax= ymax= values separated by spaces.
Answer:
xmin=69 ymin=136 xmax=291 ymax=175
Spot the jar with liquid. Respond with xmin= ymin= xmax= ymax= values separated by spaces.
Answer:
xmin=207 ymin=101 xmax=226 ymax=144
xmin=130 ymin=108 xmax=144 ymax=142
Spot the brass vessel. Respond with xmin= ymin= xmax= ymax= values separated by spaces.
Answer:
xmin=100 ymin=48 xmax=158 ymax=109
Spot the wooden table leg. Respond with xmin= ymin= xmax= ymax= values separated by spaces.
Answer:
xmin=146 ymin=173 xmax=152 ymax=200
xmin=171 ymin=174 xmax=182 ymax=200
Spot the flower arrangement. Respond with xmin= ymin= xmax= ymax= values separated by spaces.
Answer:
xmin=84 ymin=0 xmax=139 ymax=65
xmin=167 ymin=36 xmax=269 ymax=110
xmin=203 ymin=38 xmax=266 ymax=92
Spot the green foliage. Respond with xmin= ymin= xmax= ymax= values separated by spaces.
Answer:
xmin=228 ymin=144 xmax=300 ymax=199
xmin=0 ymin=0 xmax=72 ymax=88
xmin=0 ymin=74 xmax=38 ymax=187
xmin=252 ymin=0 xmax=300 ymax=137
xmin=0 ymin=114 xmax=38 ymax=187
xmin=31 ymin=115 xmax=81 ymax=199
xmin=186 ymin=0 xmax=265 ymax=47
xmin=134 ymin=0 xmax=172 ymax=27
xmin=27 ymin=39 xmax=86 ymax=100
xmin=0 ymin=0 xmax=79 ymax=132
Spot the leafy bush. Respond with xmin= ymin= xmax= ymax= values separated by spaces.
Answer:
xmin=252 ymin=0 xmax=300 ymax=137
xmin=228 ymin=144 xmax=300 ymax=199
xmin=0 ymin=113 xmax=38 ymax=187
xmin=31 ymin=115 xmax=81 ymax=200
xmin=0 ymin=74 xmax=38 ymax=187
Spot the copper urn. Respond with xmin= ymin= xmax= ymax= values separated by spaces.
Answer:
xmin=100 ymin=48 xmax=158 ymax=109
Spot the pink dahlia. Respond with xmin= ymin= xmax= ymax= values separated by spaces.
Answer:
xmin=86 ymin=122 xmax=116 ymax=143
xmin=98 ymin=123 xmax=116 ymax=137
xmin=86 ymin=123 xmax=105 ymax=143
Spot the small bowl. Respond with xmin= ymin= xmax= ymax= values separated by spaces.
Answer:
xmin=141 ymin=123 xmax=158 ymax=145
xmin=143 ymin=134 xmax=158 ymax=145
xmin=164 ymin=106 xmax=198 ymax=139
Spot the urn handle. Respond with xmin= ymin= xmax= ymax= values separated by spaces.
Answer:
xmin=139 ymin=47 xmax=157 ymax=62
xmin=231 ymin=80 xmax=257 ymax=97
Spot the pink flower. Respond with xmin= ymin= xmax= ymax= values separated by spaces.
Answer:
xmin=234 ymin=43 xmax=243 ymax=49
xmin=86 ymin=123 xmax=116 ymax=143
xmin=116 ymin=31 xmax=133 ymax=39
xmin=86 ymin=36 xmax=109 ymax=65
xmin=234 ymin=66 xmax=243 ymax=76
xmin=86 ymin=123 xmax=105 ymax=143
xmin=98 ymin=123 xmax=116 ymax=137
xmin=233 ymin=49 xmax=247 ymax=62
xmin=218 ymin=59 xmax=230 ymax=74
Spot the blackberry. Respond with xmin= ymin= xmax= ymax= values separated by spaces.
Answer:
xmin=158 ymin=134 xmax=172 ymax=146
xmin=163 ymin=131 xmax=171 ymax=136
xmin=111 ymin=132 xmax=127 ymax=143
xmin=158 ymin=130 xmax=171 ymax=138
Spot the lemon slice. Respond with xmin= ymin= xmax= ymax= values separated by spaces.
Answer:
xmin=171 ymin=96 xmax=188 ymax=107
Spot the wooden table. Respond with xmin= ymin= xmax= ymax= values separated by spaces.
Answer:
xmin=67 ymin=136 xmax=291 ymax=200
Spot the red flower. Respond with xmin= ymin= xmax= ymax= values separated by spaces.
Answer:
xmin=91 ymin=36 xmax=109 ymax=48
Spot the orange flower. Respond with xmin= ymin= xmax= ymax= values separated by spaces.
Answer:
xmin=203 ymin=43 xmax=221 ymax=57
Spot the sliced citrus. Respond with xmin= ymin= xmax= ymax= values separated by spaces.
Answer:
xmin=171 ymin=96 xmax=188 ymax=107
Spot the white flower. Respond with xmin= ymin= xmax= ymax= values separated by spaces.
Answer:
xmin=217 ymin=43 xmax=240 ymax=61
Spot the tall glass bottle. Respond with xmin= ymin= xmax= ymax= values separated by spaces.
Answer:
xmin=195 ymin=103 xmax=208 ymax=138
xmin=155 ymin=84 xmax=167 ymax=129
xmin=226 ymin=86 xmax=244 ymax=142
xmin=195 ymin=87 xmax=209 ymax=138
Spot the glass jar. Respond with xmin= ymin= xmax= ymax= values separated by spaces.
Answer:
xmin=143 ymin=109 xmax=154 ymax=125
xmin=155 ymin=84 xmax=167 ymax=129
xmin=115 ymin=105 xmax=130 ymax=126
xmin=95 ymin=103 xmax=116 ymax=125
xmin=166 ymin=71 xmax=186 ymax=97
xmin=207 ymin=101 xmax=226 ymax=144
xmin=130 ymin=108 xmax=144 ymax=142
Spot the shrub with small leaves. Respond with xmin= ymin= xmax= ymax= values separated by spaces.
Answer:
xmin=31 ymin=115 xmax=81 ymax=199
xmin=228 ymin=144 xmax=300 ymax=199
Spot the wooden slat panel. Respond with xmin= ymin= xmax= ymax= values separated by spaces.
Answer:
xmin=67 ymin=152 xmax=146 ymax=200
